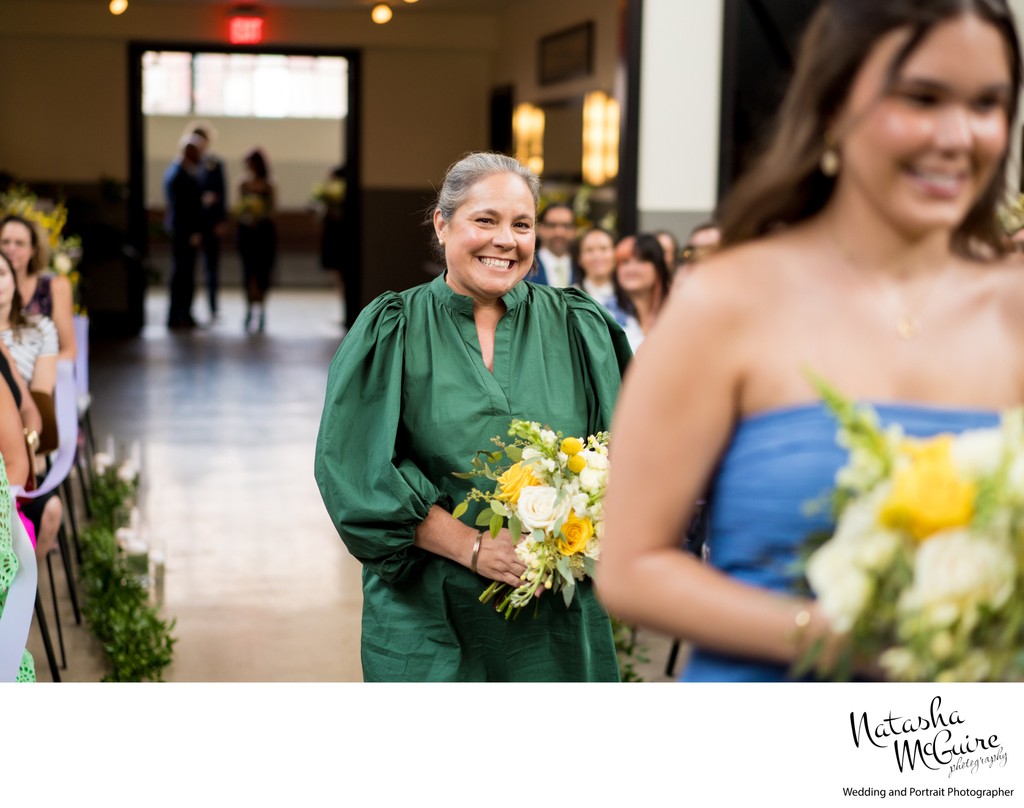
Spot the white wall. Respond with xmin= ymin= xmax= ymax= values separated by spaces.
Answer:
xmin=638 ymin=0 xmax=723 ymax=216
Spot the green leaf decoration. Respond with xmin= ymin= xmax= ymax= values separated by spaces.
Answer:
xmin=475 ymin=507 xmax=494 ymax=527
xmin=451 ymin=501 xmax=468 ymax=521
xmin=489 ymin=510 xmax=504 ymax=537
xmin=509 ymin=515 xmax=522 ymax=542
xmin=505 ymin=445 xmax=523 ymax=463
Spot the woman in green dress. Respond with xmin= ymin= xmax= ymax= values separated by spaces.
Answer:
xmin=315 ymin=153 xmax=631 ymax=681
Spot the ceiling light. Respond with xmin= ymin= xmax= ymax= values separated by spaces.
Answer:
xmin=371 ymin=4 xmax=393 ymax=24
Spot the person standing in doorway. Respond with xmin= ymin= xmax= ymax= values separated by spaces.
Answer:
xmin=236 ymin=148 xmax=277 ymax=334
xmin=316 ymin=164 xmax=360 ymax=329
xmin=191 ymin=123 xmax=227 ymax=324
xmin=531 ymin=202 xmax=575 ymax=287
xmin=163 ymin=135 xmax=203 ymax=330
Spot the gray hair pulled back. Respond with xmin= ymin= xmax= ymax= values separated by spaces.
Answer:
xmin=433 ymin=152 xmax=540 ymax=224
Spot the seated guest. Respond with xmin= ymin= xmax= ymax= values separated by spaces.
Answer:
xmin=571 ymin=226 xmax=617 ymax=308
xmin=606 ymin=233 xmax=672 ymax=353
xmin=654 ymin=229 xmax=681 ymax=275
xmin=0 ymin=250 xmax=61 ymax=563
xmin=0 ymin=214 xmax=76 ymax=362
xmin=530 ymin=203 xmax=576 ymax=287
xmin=0 ymin=378 xmax=35 ymax=682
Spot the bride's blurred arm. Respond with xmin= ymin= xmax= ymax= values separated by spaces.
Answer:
xmin=595 ymin=258 xmax=830 ymax=665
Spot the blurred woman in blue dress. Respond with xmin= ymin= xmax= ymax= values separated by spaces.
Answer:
xmin=597 ymin=0 xmax=1024 ymax=681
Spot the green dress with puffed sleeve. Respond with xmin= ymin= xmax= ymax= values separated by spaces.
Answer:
xmin=315 ymin=272 xmax=632 ymax=681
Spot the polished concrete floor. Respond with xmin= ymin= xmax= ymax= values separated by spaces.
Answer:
xmin=26 ymin=284 xmax=679 ymax=682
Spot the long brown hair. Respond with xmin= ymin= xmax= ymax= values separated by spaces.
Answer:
xmin=717 ymin=0 xmax=1023 ymax=258
xmin=0 ymin=250 xmax=28 ymax=337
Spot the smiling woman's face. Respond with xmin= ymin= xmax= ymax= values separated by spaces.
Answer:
xmin=0 ymin=254 xmax=16 ymax=309
xmin=434 ymin=172 xmax=536 ymax=303
xmin=830 ymin=13 xmax=1013 ymax=239
xmin=0 ymin=221 xmax=34 ymax=275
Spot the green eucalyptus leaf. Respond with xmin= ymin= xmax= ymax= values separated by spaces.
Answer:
xmin=489 ymin=511 xmax=504 ymax=537
xmin=452 ymin=501 xmax=469 ymax=520
xmin=475 ymin=507 xmax=494 ymax=527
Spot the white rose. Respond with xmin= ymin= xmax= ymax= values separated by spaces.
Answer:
xmin=878 ymin=648 xmax=921 ymax=680
xmin=1008 ymin=457 xmax=1024 ymax=502
xmin=578 ymin=467 xmax=604 ymax=493
xmin=53 ymin=253 xmax=73 ymax=274
xmin=516 ymin=485 xmax=569 ymax=532
xmin=951 ymin=429 xmax=1003 ymax=479
xmin=902 ymin=530 xmax=1015 ymax=627
xmin=806 ymin=539 xmax=872 ymax=632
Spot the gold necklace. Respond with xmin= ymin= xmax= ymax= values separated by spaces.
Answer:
xmin=828 ymin=233 xmax=950 ymax=341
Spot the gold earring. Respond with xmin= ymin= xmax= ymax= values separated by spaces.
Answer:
xmin=820 ymin=137 xmax=840 ymax=177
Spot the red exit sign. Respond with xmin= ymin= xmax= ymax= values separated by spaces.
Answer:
xmin=229 ymin=16 xmax=264 ymax=44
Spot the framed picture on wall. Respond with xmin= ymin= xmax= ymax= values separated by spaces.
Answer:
xmin=538 ymin=22 xmax=594 ymax=86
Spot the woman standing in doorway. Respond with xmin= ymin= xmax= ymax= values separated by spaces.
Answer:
xmin=236 ymin=148 xmax=277 ymax=333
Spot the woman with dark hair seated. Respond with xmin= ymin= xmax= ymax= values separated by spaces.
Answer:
xmin=605 ymin=233 xmax=672 ymax=353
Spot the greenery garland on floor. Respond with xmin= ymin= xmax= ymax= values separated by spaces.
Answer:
xmin=76 ymin=464 xmax=176 ymax=681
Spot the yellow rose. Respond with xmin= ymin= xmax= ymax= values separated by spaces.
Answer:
xmin=494 ymin=462 xmax=541 ymax=504
xmin=567 ymin=454 xmax=587 ymax=474
xmin=560 ymin=437 xmax=584 ymax=455
xmin=879 ymin=436 xmax=976 ymax=542
xmin=557 ymin=510 xmax=594 ymax=555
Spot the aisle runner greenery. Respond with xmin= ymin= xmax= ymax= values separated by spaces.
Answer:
xmin=78 ymin=462 xmax=175 ymax=682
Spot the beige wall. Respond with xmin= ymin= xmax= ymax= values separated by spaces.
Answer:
xmin=0 ymin=0 xmax=502 ymax=190
xmin=0 ymin=0 xmax=623 ymax=192
xmin=494 ymin=0 xmax=621 ymax=105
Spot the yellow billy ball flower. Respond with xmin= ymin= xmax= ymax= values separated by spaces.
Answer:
xmin=879 ymin=436 xmax=976 ymax=542
xmin=493 ymin=462 xmax=541 ymax=505
xmin=567 ymin=454 xmax=587 ymax=474
xmin=560 ymin=437 xmax=584 ymax=455
xmin=558 ymin=510 xmax=594 ymax=555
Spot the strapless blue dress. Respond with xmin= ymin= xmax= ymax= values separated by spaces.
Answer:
xmin=680 ymin=402 xmax=1000 ymax=682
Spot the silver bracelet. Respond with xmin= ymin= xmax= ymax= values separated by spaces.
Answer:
xmin=470 ymin=529 xmax=485 ymax=574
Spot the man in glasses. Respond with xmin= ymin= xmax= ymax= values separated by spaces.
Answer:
xmin=531 ymin=203 xmax=576 ymax=287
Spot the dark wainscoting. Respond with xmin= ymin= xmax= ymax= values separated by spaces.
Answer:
xmin=358 ymin=187 xmax=443 ymax=304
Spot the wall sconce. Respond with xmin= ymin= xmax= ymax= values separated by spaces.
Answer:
xmin=371 ymin=4 xmax=393 ymax=24
xmin=513 ymin=103 xmax=545 ymax=176
xmin=582 ymin=91 xmax=620 ymax=186
xmin=109 ymin=0 xmax=128 ymax=14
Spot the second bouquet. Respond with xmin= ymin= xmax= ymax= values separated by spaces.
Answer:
xmin=452 ymin=419 xmax=610 ymax=619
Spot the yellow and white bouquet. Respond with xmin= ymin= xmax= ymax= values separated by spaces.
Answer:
xmin=233 ymin=193 xmax=268 ymax=224
xmin=803 ymin=378 xmax=1024 ymax=682
xmin=453 ymin=419 xmax=609 ymax=619
xmin=311 ymin=178 xmax=346 ymax=209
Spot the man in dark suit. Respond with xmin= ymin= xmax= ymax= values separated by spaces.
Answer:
xmin=163 ymin=136 xmax=203 ymax=329
xmin=530 ymin=202 xmax=575 ymax=287
xmin=191 ymin=124 xmax=227 ymax=323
